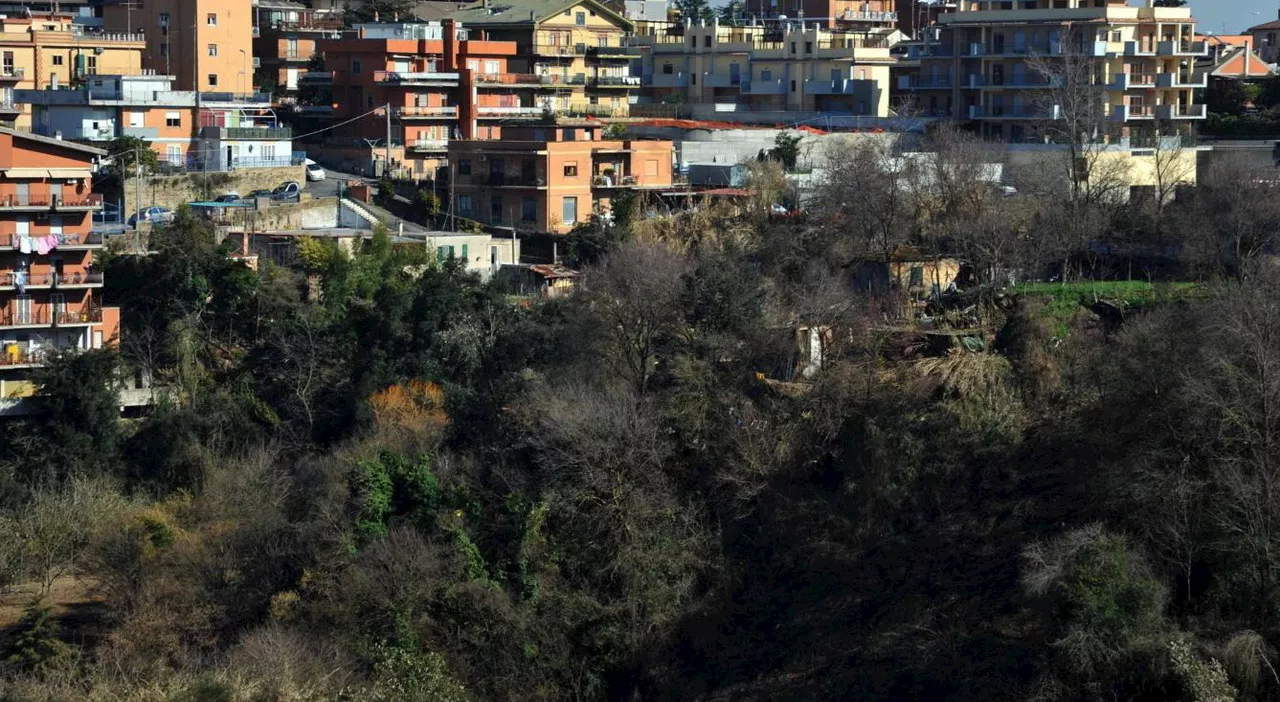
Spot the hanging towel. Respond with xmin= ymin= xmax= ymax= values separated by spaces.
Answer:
xmin=35 ymin=236 xmax=50 ymax=255
xmin=18 ymin=235 xmax=31 ymax=254
xmin=45 ymin=235 xmax=58 ymax=251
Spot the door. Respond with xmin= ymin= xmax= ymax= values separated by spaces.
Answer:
xmin=50 ymin=293 xmax=65 ymax=324
xmin=561 ymin=196 xmax=577 ymax=225
xmin=49 ymin=183 xmax=62 ymax=205
xmin=15 ymin=183 xmax=28 ymax=206
xmin=286 ymin=68 xmax=299 ymax=90
xmin=226 ymin=145 xmax=234 ymax=168
xmin=15 ymin=294 xmax=31 ymax=325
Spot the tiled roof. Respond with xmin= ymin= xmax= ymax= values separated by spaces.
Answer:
xmin=447 ymin=0 xmax=630 ymax=29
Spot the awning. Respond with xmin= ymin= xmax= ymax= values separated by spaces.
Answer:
xmin=3 ymin=168 xmax=90 ymax=179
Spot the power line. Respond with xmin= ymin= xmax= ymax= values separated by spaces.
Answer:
xmin=290 ymin=103 xmax=392 ymax=141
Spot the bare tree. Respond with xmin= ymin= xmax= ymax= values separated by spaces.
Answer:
xmin=813 ymin=135 xmax=918 ymax=266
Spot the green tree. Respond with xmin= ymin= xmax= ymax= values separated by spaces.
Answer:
xmin=766 ymin=131 xmax=804 ymax=172
xmin=674 ymin=0 xmax=715 ymax=23
xmin=104 ymin=135 xmax=160 ymax=180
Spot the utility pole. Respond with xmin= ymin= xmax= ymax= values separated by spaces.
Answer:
xmin=134 ymin=145 xmax=142 ymax=249
xmin=384 ymin=102 xmax=392 ymax=179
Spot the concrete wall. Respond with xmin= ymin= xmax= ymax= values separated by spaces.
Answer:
xmin=625 ymin=125 xmax=900 ymax=170
xmin=249 ymin=197 xmax=341 ymax=230
xmin=123 ymin=165 xmax=305 ymax=215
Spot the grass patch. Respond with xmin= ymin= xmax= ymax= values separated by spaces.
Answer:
xmin=1009 ymin=280 xmax=1201 ymax=337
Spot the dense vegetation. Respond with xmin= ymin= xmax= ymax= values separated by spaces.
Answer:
xmin=3 ymin=129 xmax=1280 ymax=701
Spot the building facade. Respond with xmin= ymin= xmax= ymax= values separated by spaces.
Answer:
xmin=446 ymin=124 xmax=673 ymax=234
xmin=0 ymin=129 xmax=118 ymax=401
xmin=901 ymin=0 xmax=1207 ymax=143
xmin=1247 ymin=14 xmax=1280 ymax=66
xmin=252 ymin=0 xmax=343 ymax=96
xmin=18 ymin=74 xmax=293 ymax=169
xmin=0 ymin=12 xmax=145 ymax=127
xmin=628 ymin=19 xmax=894 ymax=116
xmin=102 ymin=0 xmax=254 ymax=92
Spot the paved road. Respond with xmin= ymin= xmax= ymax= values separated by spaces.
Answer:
xmin=305 ymin=168 xmax=371 ymax=200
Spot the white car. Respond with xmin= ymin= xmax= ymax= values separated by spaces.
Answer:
xmin=305 ymin=159 xmax=325 ymax=182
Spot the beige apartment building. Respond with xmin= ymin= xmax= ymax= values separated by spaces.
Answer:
xmin=103 ymin=0 xmax=254 ymax=93
xmin=0 ymin=12 xmax=144 ymax=127
xmin=902 ymin=0 xmax=1206 ymax=143
xmin=446 ymin=0 xmax=640 ymax=117
xmin=629 ymin=19 xmax=894 ymax=116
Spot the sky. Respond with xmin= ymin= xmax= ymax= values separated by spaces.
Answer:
xmin=1190 ymin=0 xmax=1276 ymax=35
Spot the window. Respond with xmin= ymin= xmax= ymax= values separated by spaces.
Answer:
xmin=436 ymin=245 xmax=454 ymax=260
xmin=165 ymin=111 xmax=181 ymax=127
xmin=208 ymin=73 xmax=218 ymax=86
xmin=575 ymin=11 xmax=585 ymax=25
xmin=490 ymin=196 xmax=503 ymax=222
xmin=287 ymin=39 xmax=298 ymax=58
xmin=1110 ymin=30 xmax=1121 ymax=42
xmin=484 ymin=60 xmax=500 ymax=74
xmin=262 ymin=144 xmax=276 ymax=161
xmin=563 ymin=128 xmax=575 ymax=141
xmin=461 ymin=244 xmax=469 ymax=260
xmin=790 ymin=42 xmax=797 ymax=53
xmin=166 ymin=144 xmax=182 ymax=163
xmin=704 ymin=35 xmax=711 ymax=47
xmin=208 ymin=44 xmax=218 ymax=57
xmin=160 ymin=43 xmax=168 ymax=57
xmin=761 ymin=69 xmax=772 ymax=81
xmin=662 ymin=63 xmax=673 ymax=75
xmin=563 ymin=162 xmax=578 ymax=177
xmin=562 ymin=196 xmax=578 ymax=225
xmin=159 ymin=12 xmax=169 ymax=26
xmin=52 ymin=55 xmax=63 ymax=66
xmin=457 ymin=159 xmax=471 ymax=175
xmin=49 ymin=216 xmax=62 ymax=236
xmin=86 ymin=56 xmax=96 ymax=74
xmin=790 ymin=79 xmax=796 ymax=92
xmin=128 ymin=111 xmax=144 ymax=128
xmin=458 ymin=194 xmax=473 ymax=214
xmin=805 ymin=41 xmax=812 ymax=53
xmin=207 ymin=12 xmax=217 ymax=25
xmin=521 ymin=197 xmax=536 ymax=221
xmin=352 ymin=59 xmax=362 ymax=74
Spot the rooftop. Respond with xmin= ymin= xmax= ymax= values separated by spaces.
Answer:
xmin=447 ymin=0 xmax=631 ymax=30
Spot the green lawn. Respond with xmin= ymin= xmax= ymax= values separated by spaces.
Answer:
xmin=1009 ymin=280 xmax=1201 ymax=336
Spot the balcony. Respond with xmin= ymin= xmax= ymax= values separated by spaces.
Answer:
xmin=486 ymin=173 xmax=547 ymax=188
xmin=1156 ymin=70 xmax=1208 ymax=89
xmin=741 ymin=78 xmax=786 ymax=95
xmin=1124 ymin=41 xmax=1156 ymax=57
xmin=475 ymin=72 xmax=587 ymax=87
xmin=1157 ymin=40 xmax=1208 ymax=56
xmin=589 ymin=75 xmax=641 ymax=88
xmin=1156 ymin=103 xmax=1207 ymax=120
xmin=591 ymin=174 xmax=638 ymax=187
xmin=1111 ymin=73 xmax=1156 ymax=90
xmin=394 ymin=105 xmax=459 ymax=118
xmin=0 ymin=306 xmax=104 ymax=329
xmin=1112 ymin=104 xmax=1155 ymax=121
xmin=701 ymin=73 xmax=742 ymax=88
xmin=645 ymin=71 xmax=689 ymax=88
xmin=900 ymin=76 xmax=952 ymax=90
xmin=477 ymin=105 xmax=546 ymax=118
xmin=0 ymin=68 xmax=23 ymax=82
xmin=299 ymin=71 xmax=334 ymax=85
xmin=533 ymin=43 xmax=587 ymax=57
xmin=123 ymin=126 xmax=158 ymax=139
xmin=0 ymin=271 xmax=104 ymax=291
xmin=372 ymin=70 xmax=460 ymax=86
xmin=586 ymin=46 xmax=638 ymax=59
xmin=408 ymin=138 xmax=449 ymax=151
xmin=836 ymin=9 xmax=897 ymax=22
xmin=200 ymin=126 xmax=293 ymax=140
xmin=0 ymin=195 xmax=103 ymax=215
xmin=266 ymin=18 xmax=345 ymax=32
xmin=4 ymin=231 xmax=105 ymax=248
xmin=805 ymin=78 xmax=862 ymax=95
xmin=907 ymin=45 xmax=953 ymax=59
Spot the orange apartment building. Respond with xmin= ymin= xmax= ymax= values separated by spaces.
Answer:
xmin=253 ymin=0 xmax=344 ymax=96
xmin=446 ymin=124 xmax=673 ymax=234
xmin=317 ymin=20 xmax=530 ymax=179
xmin=0 ymin=128 xmax=118 ymax=402
xmin=102 ymin=0 xmax=254 ymax=93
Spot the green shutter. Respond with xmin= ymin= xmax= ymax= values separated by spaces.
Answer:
xmin=461 ymin=244 xmax=469 ymax=261
xmin=437 ymin=246 xmax=448 ymax=260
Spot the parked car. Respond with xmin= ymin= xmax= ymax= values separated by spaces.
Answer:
xmin=304 ymin=159 xmax=325 ymax=182
xmin=272 ymin=181 xmax=302 ymax=202
xmin=213 ymin=192 xmax=241 ymax=203
xmin=127 ymin=206 xmax=174 ymax=228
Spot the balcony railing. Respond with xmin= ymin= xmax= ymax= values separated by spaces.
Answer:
xmin=532 ymin=43 xmax=587 ymax=56
xmin=394 ymin=106 xmax=459 ymax=118
xmin=409 ymin=138 xmax=449 ymax=150
xmin=4 ymin=231 xmax=105 ymax=248
xmin=837 ymin=9 xmax=897 ymax=22
xmin=486 ymin=173 xmax=547 ymax=187
xmin=591 ymin=174 xmax=638 ymax=187
xmin=474 ymin=73 xmax=586 ymax=86
xmin=0 ymin=67 xmax=23 ymax=81
xmin=373 ymin=70 xmax=460 ymax=84
xmin=0 ymin=306 xmax=104 ymax=328
xmin=0 ymin=271 xmax=104 ymax=288
xmin=201 ymin=126 xmax=294 ymax=139
xmin=267 ymin=18 xmax=345 ymax=31
xmin=589 ymin=75 xmax=641 ymax=87
xmin=476 ymin=105 xmax=546 ymax=117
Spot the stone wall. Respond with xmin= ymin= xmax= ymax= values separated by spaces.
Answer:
xmin=247 ymin=197 xmax=341 ymax=231
xmin=123 ymin=166 xmax=305 ymax=215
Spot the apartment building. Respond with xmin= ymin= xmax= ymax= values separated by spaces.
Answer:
xmin=18 ymin=74 xmax=293 ymax=170
xmin=0 ymin=128 xmax=118 ymax=401
xmin=318 ymin=21 xmax=521 ymax=179
xmin=446 ymin=0 xmax=640 ymax=118
xmin=1247 ymin=13 xmax=1280 ymax=66
xmin=901 ymin=0 xmax=1207 ymax=143
xmin=446 ymin=124 xmax=673 ymax=234
xmin=102 ymin=0 xmax=254 ymax=92
xmin=253 ymin=0 xmax=343 ymax=96
xmin=629 ymin=19 xmax=894 ymax=116
xmin=0 ymin=12 xmax=145 ymax=127
xmin=741 ymin=0 xmax=898 ymax=31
